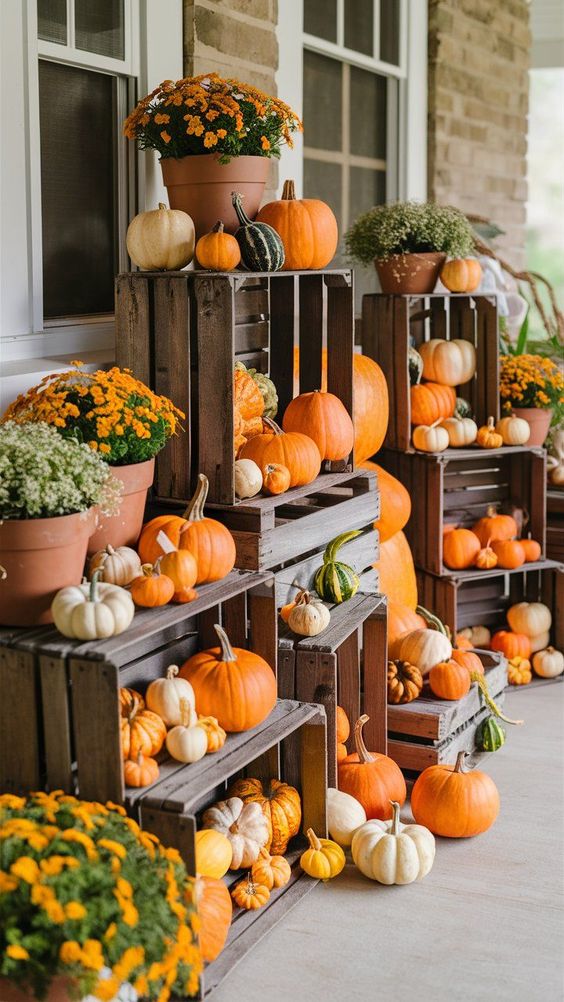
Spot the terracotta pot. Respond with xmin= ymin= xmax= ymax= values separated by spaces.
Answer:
xmin=375 ymin=252 xmax=447 ymax=294
xmin=512 ymin=407 xmax=552 ymax=447
xmin=0 ymin=509 xmax=95 ymax=627
xmin=0 ymin=978 xmax=74 ymax=1002
xmin=88 ymin=458 xmax=154 ymax=556
xmin=161 ymin=154 xmax=270 ymax=240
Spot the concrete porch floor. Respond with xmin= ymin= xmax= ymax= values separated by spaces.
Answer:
xmin=212 ymin=685 xmax=564 ymax=1002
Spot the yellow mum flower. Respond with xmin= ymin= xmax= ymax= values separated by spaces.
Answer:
xmin=10 ymin=857 xmax=40 ymax=884
xmin=113 ymin=946 xmax=145 ymax=981
xmin=0 ymin=795 xmax=26 ymax=810
xmin=116 ymin=877 xmax=133 ymax=899
xmin=6 ymin=945 xmax=29 ymax=961
xmin=95 ymin=976 xmax=121 ymax=1002
xmin=44 ymin=899 xmax=66 ymax=923
xmin=82 ymin=939 xmax=104 ymax=971
xmin=59 ymin=941 xmax=82 ymax=965
xmin=0 ymin=872 xmax=18 ymax=892
xmin=104 ymin=923 xmax=117 ymax=941
xmin=65 ymin=901 xmax=87 ymax=920
xmin=61 ymin=829 xmax=98 ymax=861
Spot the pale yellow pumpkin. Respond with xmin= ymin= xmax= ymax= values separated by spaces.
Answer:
xmin=126 ymin=202 xmax=195 ymax=270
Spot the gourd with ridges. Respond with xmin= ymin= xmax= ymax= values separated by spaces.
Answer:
xmin=408 ymin=346 xmax=423 ymax=386
xmin=476 ymin=716 xmax=505 ymax=752
xmin=314 ymin=530 xmax=361 ymax=603
xmin=235 ymin=361 xmax=278 ymax=419
xmin=232 ymin=191 xmax=284 ymax=272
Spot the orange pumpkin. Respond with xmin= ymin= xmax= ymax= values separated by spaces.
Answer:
xmin=180 ymin=624 xmax=277 ymax=732
xmin=120 ymin=691 xmax=166 ymax=760
xmin=411 ymin=750 xmax=500 ymax=837
xmin=196 ymin=220 xmax=241 ymax=271
xmin=454 ymin=634 xmax=473 ymax=650
xmin=195 ymin=875 xmax=232 ymax=962
xmin=158 ymin=549 xmax=198 ymax=593
xmin=279 ymin=588 xmax=307 ymax=624
xmin=521 ymin=537 xmax=541 ymax=562
xmin=130 ymin=564 xmax=175 ymax=608
xmin=475 ymin=539 xmax=498 ymax=569
xmin=123 ymin=752 xmax=160 ymax=788
xmin=119 ymin=686 xmax=144 ymax=716
xmin=491 ymin=539 xmax=526 ymax=569
xmin=360 ymin=462 xmax=411 ymax=543
xmin=336 ymin=705 xmax=350 ymax=744
xmin=374 ymin=530 xmax=418 ymax=609
xmin=138 ymin=513 xmax=188 ymax=566
xmin=337 ymin=742 xmax=347 ymax=763
xmin=410 ymin=382 xmax=456 ymax=426
xmin=440 ymin=258 xmax=482 ymax=293
xmin=428 ymin=660 xmax=471 ymax=700
xmin=172 ymin=585 xmax=199 ymax=605
xmin=262 ymin=463 xmax=291 ymax=496
xmin=179 ymin=475 xmax=236 ymax=584
xmin=234 ymin=367 xmax=264 ymax=421
xmin=472 ymin=507 xmax=517 ymax=547
xmin=282 ymin=390 xmax=354 ymax=462
xmin=338 ymin=714 xmax=406 ymax=820
xmin=251 ymin=848 xmax=291 ymax=890
xmin=443 ymin=528 xmax=481 ymax=570
xmin=228 ymin=777 xmax=301 ymax=855
xmin=239 ymin=418 xmax=321 ymax=487
xmin=491 ymin=630 xmax=531 ymax=659
xmin=451 ymin=649 xmax=484 ymax=676
xmin=197 ymin=715 xmax=227 ymax=753
xmin=256 ymin=179 xmax=338 ymax=270
xmin=388 ymin=601 xmax=426 ymax=658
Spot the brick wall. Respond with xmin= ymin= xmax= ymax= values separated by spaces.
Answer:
xmin=428 ymin=0 xmax=530 ymax=268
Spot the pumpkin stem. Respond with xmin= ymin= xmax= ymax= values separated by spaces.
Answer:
xmin=89 ymin=570 xmax=102 ymax=604
xmin=262 ymin=417 xmax=284 ymax=435
xmin=281 ymin=179 xmax=296 ymax=200
xmin=141 ymin=563 xmax=155 ymax=578
xmin=127 ymin=695 xmax=141 ymax=724
xmin=179 ymin=697 xmax=191 ymax=728
xmin=212 ymin=220 xmax=225 ymax=233
xmin=471 ymin=671 xmax=524 ymax=725
xmin=390 ymin=801 xmax=401 ymax=836
xmin=158 ymin=202 xmax=167 ymax=211
xmin=306 ymin=827 xmax=322 ymax=852
xmin=231 ymin=191 xmax=252 ymax=227
xmin=166 ymin=665 xmax=180 ymax=680
xmin=416 ymin=605 xmax=448 ymax=636
xmin=214 ymin=623 xmax=237 ymax=663
xmin=486 ymin=505 xmax=499 ymax=518
xmin=182 ymin=473 xmax=209 ymax=522
xmin=106 ymin=544 xmax=116 ymax=555
xmin=453 ymin=750 xmax=467 ymax=774
xmin=487 ymin=417 xmax=495 ymax=429
xmin=353 ymin=714 xmax=375 ymax=764
xmin=324 ymin=530 xmax=362 ymax=564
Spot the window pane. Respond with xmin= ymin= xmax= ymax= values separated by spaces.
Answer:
xmin=304 ymin=0 xmax=337 ymax=42
xmin=344 ymin=0 xmax=373 ymax=56
xmin=37 ymin=0 xmax=66 ymax=44
xmin=350 ymin=67 xmax=387 ymax=159
xmin=303 ymin=50 xmax=342 ymax=151
xmin=75 ymin=0 xmax=125 ymax=59
xmin=304 ymin=159 xmax=342 ymax=241
xmin=349 ymin=167 xmax=386 ymax=223
xmin=39 ymin=61 xmax=116 ymax=319
xmin=380 ymin=0 xmax=400 ymax=65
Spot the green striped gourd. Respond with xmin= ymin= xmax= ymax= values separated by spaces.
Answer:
xmin=408 ymin=346 xmax=423 ymax=386
xmin=314 ymin=530 xmax=362 ymax=604
xmin=231 ymin=192 xmax=285 ymax=271
xmin=476 ymin=716 xmax=506 ymax=752
xmin=454 ymin=396 xmax=473 ymax=419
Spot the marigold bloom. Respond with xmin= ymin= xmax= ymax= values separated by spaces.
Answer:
xmin=6 ymin=945 xmax=29 ymax=961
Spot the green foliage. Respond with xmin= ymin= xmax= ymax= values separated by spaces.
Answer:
xmin=345 ymin=201 xmax=475 ymax=265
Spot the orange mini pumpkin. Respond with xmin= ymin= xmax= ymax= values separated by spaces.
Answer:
xmin=251 ymin=848 xmax=291 ymax=890
xmin=158 ymin=549 xmax=198 ymax=593
xmin=240 ymin=418 xmax=321 ymax=488
xmin=428 ymin=660 xmax=471 ymax=701
xmin=338 ymin=714 xmax=406 ymax=820
xmin=336 ymin=705 xmax=350 ymax=745
xmin=120 ymin=692 xmax=166 ymax=760
xmin=475 ymin=538 xmax=498 ymax=569
xmin=123 ymin=751 xmax=160 ymax=788
xmin=256 ymin=179 xmax=338 ymax=270
xmin=491 ymin=539 xmax=526 ymax=570
xmin=440 ymin=258 xmax=482 ymax=293
xmin=521 ymin=537 xmax=541 ymax=563
xmin=196 ymin=220 xmax=241 ymax=271
xmin=491 ymin=630 xmax=531 ymax=659
xmin=410 ymin=382 xmax=456 ymax=426
xmin=282 ymin=390 xmax=354 ymax=462
xmin=472 ymin=507 xmax=517 ymax=547
xmin=262 ymin=463 xmax=291 ymax=496
xmin=443 ymin=528 xmax=481 ymax=570
xmin=130 ymin=564 xmax=175 ymax=608
xmin=180 ymin=475 xmax=236 ymax=584
xmin=451 ymin=649 xmax=485 ymax=676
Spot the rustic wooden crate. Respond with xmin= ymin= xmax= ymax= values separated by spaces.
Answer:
xmin=416 ymin=559 xmax=564 ymax=643
xmin=272 ymin=524 xmax=379 ymax=607
xmin=115 ymin=269 xmax=354 ymax=505
xmin=387 ymin=651 xmax=506 ymax=772
xmin=382 ymin=445 xmax=547 ymax=575
xmin=278 ymin=594 xmax=387 ymax=788
xmin=360 ymin=292 xmax=499 ymax=453
xmin=547 ymin=489 xmax=564 ymax=562
xmin=0 ymin=570 xmax=277 ymax=801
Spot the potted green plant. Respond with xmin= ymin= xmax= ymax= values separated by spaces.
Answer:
xmin=0 ymin=790 xmax=201 ymax=1001
xmin=123 ymin=72 xmax=302 ymax=239
xmin=0 ymin=422 xmax=120 ymax=627
xmin=345 ymin=201 xmax=475 ymax=294
xmin=2 ymin=363 xmax=183 ymax=555
xmin=500 ymin=353 xmax=564 ymax=446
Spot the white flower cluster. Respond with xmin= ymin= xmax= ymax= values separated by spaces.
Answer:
xmin=345 ymin=200 xmax=475 ymax=265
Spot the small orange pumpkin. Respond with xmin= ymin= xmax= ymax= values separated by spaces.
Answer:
xmin=337 ymin=742 xmax=347 ymax=763
xmin=120 ymin=692 xmax=167 ymax=760
xmin=240 ymin=418 xmax=321 ymax=487
xmin=475 ymin=538 xmax=498 ymax=569
xmin=476 ymin=417 xmax=503 ymax=449
xmin=440 ymin=258 xmax=482 ymax=293
xmin=196 ymin=220 xmax=241 ymax=271
xmin=336 ymin=705 xmax=350 ymax=745
xmin=491 ymin=630 xmax=531 ymax=659
xmin=454 ymin=634 xmax=473 ymax=651
xmin=521 ymin=537 xmax=541 ymax=563
xmin=338 ymin=714 xmax=406 ymax=820
xmin=410 ymin=382 xmax=456 ymax=426
xmin=123 ymin=751 xmax=160 ymax=788
xmin=282 ymin=390 xmax=354 ymax=462
xmin=443 ymin=528 xmax=481 ymax=570
xmin=451 ymin=649 xmax=485 ymax=676
xmin=130 ymin=563 xmax=175 ymax=607
xmin=429 ymin=660 xmax=471 ymax=700
xmin=231 ymin=874 xmax=270 ymax=911
xmin=262 ymin=463 xmax=291 ymax=496
xmin=491 ymin=539 xmax=526 ymax=569
xmin=472 ymin=507 xmax=517 ymax=547
xmin=251 ymin=847 xmax=291 ymax=890
xmin=159 ymin=549 xmax=198 ymax=593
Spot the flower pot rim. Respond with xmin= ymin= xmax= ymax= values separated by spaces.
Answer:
xmin=374 ymin=250 xmax=447 ymax=262
xmin=159 ymin=151 xmax=270 ymax=164
xmin=0 ymin=507 xmax=95 ymax=528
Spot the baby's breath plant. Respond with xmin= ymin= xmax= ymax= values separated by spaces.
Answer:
xmin=345 ymin=201 xmax=475 ymax=265
xmin=0 ymin=422 xmax=120 ymax=520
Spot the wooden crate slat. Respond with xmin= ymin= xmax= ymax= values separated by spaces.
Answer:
xmin=195 ymin=276 xmax=235 ymax=504
xmin=0 ymin=646 xmax=41 ymax=793
xmin=115 ymin=274 xmax=151 ymax=384
xmin=298 ymin=274 xmax=324 ymax=396
xmin=296 ymin=652 xmax=337 ymax=786
xmin=388 ymin=701 xmax=502 ymax=772
xmin=139 ymin=807 xmax=197 ymax=877
xmin=273 ymin=526 xmax=379 ymax=607
xmin=269 ymin=275 xmax=296 ymax=417
xmin=153 ymin=276 xmax=191 ymax=499
xmin=70 ymin=659 xmax=123 ymax=803
xmin=335 ymin=629 xmax=361 ymax=751
xmin=362 ymin=599 xmax=388 ymax=755
xmin=326 ymin=275 xmax=354 ymax=470
xmin=39 ymin=655 xmax=73 ymax=792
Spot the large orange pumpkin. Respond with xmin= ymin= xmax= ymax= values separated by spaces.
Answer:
xmin=119 ymin=691 xmax=166 ymax=761
xmin=180 ymin=625 xmax=277 ymax=732
xmin=256 ymin=179 xmax=338 ymax=270
xmin=360 ymin=462 xmax=411 ymax=542
xmin=471 ymin=507 xmax=517 ymax=547
xmin=239 ymin=418 xmax=321 ymax=487
xmin=443 ymin=528 xmax=481 ymax=570
xmin=338 ymin=714 xmax=406 ymax=820
xmin=491 ymin=630 xmax=531 ymax=659
xmin=388 ymin=601 xmax=426 ymax=658
xmin=428 ymin=660 xmax=471 ymax=700
xmin=195 ymin=875 xmax=232 ymax=963
xmin=411 ymin=750 xmax=500 ymax=837
xmin=282 ymin=390 xmax=354 ymax=462
xmin=180 ymin=475 xmax=236 ymax=584
xmin=410 ymin=382 xmax=456 ymax=426
xmin=227 ymin=777 xmax=301 ymax=855
xmin=374 ymin=530 xmax=418 ymax=609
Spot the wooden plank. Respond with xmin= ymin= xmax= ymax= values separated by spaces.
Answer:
xmin=222 ymin=591 xmax=247 ymax=649
xmin=0 ymin=647 xmax=41 ymax=793
xmin=139 ymin=806 xmax=197 ymax=876
xmin=269 ymin=275 xmax=296 ymax=416
xmin=153 ymin=276 xmax=191 ymax=500
xmin=115 ymin=274 xmax=150 ymax=383
xmin=248 ymin=578 xmax=277 ymax=677
xmin=298 ymin=274 xmax=324 ymax=395
xmin=336 ymin=629 xmax=360 ymax=752
xmin=70 ymin=659 xmax=123 ymax=803
xmin=273 ymin=527 xmax=379 ymax=607
xmin=362 ymin=603 xmax=388 ymax=754
xmin=388 ymin=701 xmax=503 ymax=772
xmin=38 ymin=655 xmax=73 ymax=792
xmin=300 ymin=710 xmax=327 ymax=836
xmin=295 ymin=652 xmax=337 ymax=787
xmin=326 ymin=275 xmax=354 ymax=469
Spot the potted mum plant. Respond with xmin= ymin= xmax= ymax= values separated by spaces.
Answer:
xmin=2 ymin=363 xmax=183 ymax=554
xmin=123 ymin=72 xmax=302 ymax=239
xmin=500 ymin=353 xmax=564 ymax=446
xmin=0 ymin=422 xmax=120 ymax=627
xmin=345 ymin=201 xmax=476 ymax=294
xmin=0 ymin=790 xmax=202 ymax=1002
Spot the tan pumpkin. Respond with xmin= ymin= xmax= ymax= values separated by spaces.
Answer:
xmin=495 ymin=413 xmax=530 ymax=446
xmin=412 ymin=420 xmax=449 ymax=453
xmin=228 ymin=778 xmax=301 ymax=855
xmin=532 ymin=647 xmax=564 ymax=678
xmin=196 ymin=220 xmax=241 ymax=271
xmin=440 ymin=416 xmax=478 ymax=447
xmin=88 ymin=544 xmax=141 ymax=587
xmin=256 ymin=179 xmax=338 ymax=270
xmin=507 ymin=601 xmax=551 ymax=638
xmin=126 ymin=203 xmax=195 ymax=270
xmin=399 ymin=628 xmax=453 ymax=675
xmin=419 ymin=339 xmax=476 ymax=386
xmin=145 ymin=665 xmax=196 ymax=727
xmin=440 ymin=258 xmax=482 ymax=293
xmin=388 ymin=602 xmax=426 ymax=658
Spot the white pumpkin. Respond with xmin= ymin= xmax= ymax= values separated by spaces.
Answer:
xmin=459 ymin=625 xmax=491 ymax=649
xmin=351 ymin=801 xmax=435 ymax=885
xmin=88 ymin=544 xmax=141 ymax=587
xmin=288 ymin=593 xmax=331 ymax=636
xmin=496 ymin=414 xmax=530 ymax=446
xmin=327 ymin=788 xmax=366 ymax=847
xmin=529 ymin=630 xmax=551 ymax=654
xmin=51 ymin=573 xmax=134 ymax=639
xmin=412 ymin=420 xmax=449 ymax=453
xmin=399 ymin=628 xmax=452 ymax=675
xmin=166 ymin=701 xmax=208 ymax=764
xmin=419 ymin=339 xmax=476 ymax=386
xmin=146 ymin=665 xmax=197 ymax=727
xmin=532 ymin=647 xmax=564 ymax=678
xmin=440 ymin=416 xmax=478 ymax=447
xmin=234 ymin=459 xmax=263 ymax=499
xmin=202 ymin=797 xmax=269 ymax=869
xmin=507 ymin=601 xmax=551 ymax=638
xmin=126 ymin=202 xmax=195 ymax=271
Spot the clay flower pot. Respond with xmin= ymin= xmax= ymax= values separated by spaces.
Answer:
xmin=88 ymin=457 xmax=155 ymax=556
xmin=161 ymin=153 xmax=270 ymax=240
xmin=375 ymin=252 xmax=447 ymax=294
xmin=0 ymin=509 xmax=96 ymax=627
xmin=512 ymin=407 xmax=552 ymax=448
xmin=0 ymin=978 xmax=75 ymax=1002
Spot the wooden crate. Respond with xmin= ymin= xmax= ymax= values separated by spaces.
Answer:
xmin=0 ymin=570 xmax=277 ymax=801
xmin=547 ymin=489 xmax=564 ymax=562
xmin=416 ymin=559 xmax=564 ymax=643
xmin=272 ymin=523 xmax=379 ymax=607
xmin=148 ymin=468 xmax=380 ymax=573
xmin=278 ymin=594 xmax=387 ymax=787
xmin=382 ymin=445 xmax=547 ymax=575
xmin=387 ymin=651 xmax=507 ymax=772
xmin=115 ymin=269 xmax=354 ymax=506
xmin=360 ymin=292 xmax=499 ymax=453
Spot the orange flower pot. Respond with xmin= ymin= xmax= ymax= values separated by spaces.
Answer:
xmin=0 ymin=977 xmax=74 ymax=1001
xmin=87 ymin=458 xmax=155 ymax=556
xmin=375 ymin=252 xmax=446 ymax=294
xmin=512 ymin=407 xmax=552 ymax=448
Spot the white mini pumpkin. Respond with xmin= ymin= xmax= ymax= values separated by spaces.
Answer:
xmin=399 ymin=628 xmax=452 ymax=674
xmin=459 ymin=625 xmax=491 ymax=649
xmin=234 ymin=459 xmax=263 ymax=499
xmin=327 ymin=788 xmax=366 ymax=847
xmin=412 ymin=421 xmax=449 ymax=453
xmin=126 ymin=203 xmax=195 ymax=270
xmin=202 ymin=797 xmax=269 ymax=869
xmin=351 ymin=801 xmax=435 ymax=885
xmin=440 ymin=416 xmax=478 ymax=447
xmin=146 ymin=665 xmax=197 ymax=727
xmin=507 ymin=601 xmax=551 ymax=638
xmin=288 ymin=593 xmax=331 ymax=636
xmin=419 ymin=339 xmax=476 ymax=386
xmin=495 ymin=414 xmax=530 ymax=446
xmin=88 ymin=544 xmax=141 ymax=587
xmin=532 ymin=647 xmax=564 ymax=678
xmin=51 ymin=573 xmax=134 ymax=639
xmin=166 ymin=699 xmax=208 ymax=764
xmin=528 ymin=630 xmax=551 ymax=654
